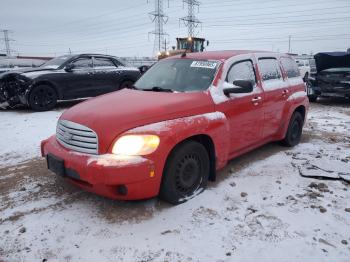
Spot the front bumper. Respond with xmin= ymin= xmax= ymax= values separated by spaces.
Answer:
xmin=41 ymin=135 xmax=160 ymax=200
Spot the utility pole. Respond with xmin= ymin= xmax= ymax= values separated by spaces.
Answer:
xmin=0 ymin=29 xmax=14 ymax=56
xmin=180 ymin=0 xmax=202 ymax=37
xmin=288 ymin=35 xmax=291 ymax=53
xmin=149 ymin=0 xmax=169 ymax=55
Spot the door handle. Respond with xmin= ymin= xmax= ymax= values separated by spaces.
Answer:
xmin=251 ymin=96 xmax=262 ymax=105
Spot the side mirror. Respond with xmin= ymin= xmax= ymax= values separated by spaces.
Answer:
xmin=65 ymin=63 xmax=75 ymax=72
xmin=223 ymin=80 xmax=253 ymax=96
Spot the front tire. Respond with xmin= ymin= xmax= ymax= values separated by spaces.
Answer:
xmin=281 ymin=112 xmax=304 ymax=147
xmin=306 ymin=80 xmax=317 ymax=102
xmin=160 ymin=141 xmax=210 ymax=205
xmin=28 ymin=85 xmax=58 ymax=111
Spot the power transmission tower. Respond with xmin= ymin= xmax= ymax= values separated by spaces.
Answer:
xmin=180 ymin=0 xmax=201 ymax=37
xmin=0 ymin=29 xmax=15 ymax=56
xmin=149 ymin=0 xmax=169 ymax=55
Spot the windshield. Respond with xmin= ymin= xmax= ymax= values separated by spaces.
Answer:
xmin=134 ymin=59 xmax=219 ymax=92
xmin=40 ymin=55 xmax=73 ymax=69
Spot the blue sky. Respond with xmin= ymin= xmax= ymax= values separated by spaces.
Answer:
xmin=1 ymin=0 xmax=349 ymax=57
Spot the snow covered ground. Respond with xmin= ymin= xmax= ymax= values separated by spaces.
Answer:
xmin=0 ymin=101 xmax=82 ymax=167
xmin=0 ymin=98 xmax=350 ymax=262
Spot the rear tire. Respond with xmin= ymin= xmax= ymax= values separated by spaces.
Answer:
xmin=28 ymin=85 xmax=58 ymax=111
xmin=281 ymin=112 xmax=304 ymax=147
xmin=160 ymin=141 xmax=210 ymax=205
xmin=119 ymin=80 xmax=134 ymax=89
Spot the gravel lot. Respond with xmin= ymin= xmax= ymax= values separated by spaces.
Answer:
xmin=0 ymin=98 xmax=350 ymax=262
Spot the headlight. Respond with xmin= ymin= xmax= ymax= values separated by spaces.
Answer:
xmin=112 ymin=135 xmax=160 ymax=156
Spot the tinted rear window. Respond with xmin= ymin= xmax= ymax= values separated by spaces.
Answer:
xmin=258 ymin=58 xmax=282 ymax=81
xmin=281 ymin=57 xmax=300 ymax=78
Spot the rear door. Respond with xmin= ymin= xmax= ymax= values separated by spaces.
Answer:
xmin=280 ymin=56 xmax=305 ymax=94
xmin=257 ymin=57 xmax=289 ymax=138
xmin=216 ymin=57 xmax=264 ymax=154
xmin=91 ymin=56 xmax=121 ymax=96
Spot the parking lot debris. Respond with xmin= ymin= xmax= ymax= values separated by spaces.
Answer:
xmin=240 ymin=192 xmax=248 ymax=197
xmin=229 ymin=182 xmax=236 ymax=187
xmin=319 ymin=206 xmax=327 ymax=213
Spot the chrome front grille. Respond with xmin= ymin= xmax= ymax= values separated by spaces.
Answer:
xmin=56 ymin=120 xmax=98 ymax=154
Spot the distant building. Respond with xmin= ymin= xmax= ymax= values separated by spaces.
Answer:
xmin=0 ymin=57 xmax=46 ymax=71
xmin=17 ymin=55 xmax=53 ymax=61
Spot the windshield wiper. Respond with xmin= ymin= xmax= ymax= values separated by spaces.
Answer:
xmin=142 ymin=86 xmax=173 ymax=92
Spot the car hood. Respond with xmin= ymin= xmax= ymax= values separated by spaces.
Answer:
xmin=60 ymin=88 xmax=214 ymax=153
xmin=0 ymin=67 xmax=56 ymax=79
xmin=314 ymin=52 xmax=350 ymax=72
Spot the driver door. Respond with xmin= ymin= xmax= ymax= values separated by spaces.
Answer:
xmin=215 ymin=58 xmax=264 ymax=155
xmin=61 ymin=57 xmax=95 ymax=99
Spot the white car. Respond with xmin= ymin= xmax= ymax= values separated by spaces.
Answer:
xmin=295 ymin=59 xmax=311 ymax=81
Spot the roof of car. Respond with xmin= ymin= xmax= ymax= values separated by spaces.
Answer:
xmin=72 ymin=54 xmax=118 ymax=59
xmin=171 ymin=50 xmax=278 ymax=61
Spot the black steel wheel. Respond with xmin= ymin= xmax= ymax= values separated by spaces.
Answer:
xmin=28 ymin=85 xmax=58 ymax=111
xmin=160 ymin=141 xmax=210 ymax=205
xmin=281 ymin=112 xmax=304 ymax=147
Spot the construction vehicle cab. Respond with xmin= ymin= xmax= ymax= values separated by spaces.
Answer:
xmin=177 ymin=37 xmax=206 ymax=52
xmin=158 ymin=37 xmax=208 ymax=60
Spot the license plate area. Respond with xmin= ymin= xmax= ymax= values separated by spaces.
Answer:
xmin=47 ymin=154 xmax=65 ymax=177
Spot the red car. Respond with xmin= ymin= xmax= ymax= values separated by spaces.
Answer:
xmin=41 ymin=50 xmax=309 ymax=204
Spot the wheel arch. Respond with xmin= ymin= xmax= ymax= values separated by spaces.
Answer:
xmin=163 ymin=134 xmax=217 ymax=182
xmin=28 ymin=80 xmax=61 ymax=100
xmin=294 ymin=104 xmax=306 ymax=123
xmin=277 ymin=103 xmax=307 ymax=141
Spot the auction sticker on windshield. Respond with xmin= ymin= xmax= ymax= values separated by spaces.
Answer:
xmin=190 ymin=61 xmax=217 ymax=69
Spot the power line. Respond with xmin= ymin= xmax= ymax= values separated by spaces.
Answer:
xmin=206 ymin=16 xmax=350 ymax=27
xmin=204 ymin=8 xmax=350 ymax=23
xmin=198 ymin=0 xmax=348 ymax=14
xmin=214 ymin=33 xmax=350 ymax=42
xmin=17 ymin=1 xmax=350 ymax=43
xmin=31 ymin=2 xmax=149 ymax=35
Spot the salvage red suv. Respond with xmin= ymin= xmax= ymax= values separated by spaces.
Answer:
xmin=41 ymin=50 xmax=309 ymax=204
